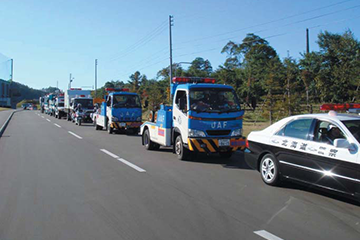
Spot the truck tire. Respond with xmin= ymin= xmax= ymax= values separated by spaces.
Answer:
xmin=143 ymin=129 xmax=159 ymax=150
xmin=175 ymin=135 xmax=189 ymax=160
xmin=107 ymin=123 xmax=113 ymax=134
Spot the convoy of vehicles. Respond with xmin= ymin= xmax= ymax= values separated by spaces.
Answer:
xmin=93 ymin=88 xmax=142 ymax=134
xmin=36 ymin=84 xmax=360 ymax=201
xmin=140 ymin=77 xmax=246 ymax=160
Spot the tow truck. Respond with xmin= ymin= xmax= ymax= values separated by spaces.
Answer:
xmin=93 ymin=88 xmax=142 ymax=134
xmin=140 ymin=77 xmax=246 ymax=160
xmin=54 ymin=94 xmax=66 ymax=119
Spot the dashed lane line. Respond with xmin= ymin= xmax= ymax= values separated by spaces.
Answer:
xmin=100 ymin=149 xmax=146 ymax=173
xmin=68 ymin=131 xmax=83 ymax=139
xmin=254 ymin=230 xmax=284 ymax=240
xmin=46 ymin=119 xmax=51 ymax=122
xmin=54 ymin=123 xmax=61 ymax=128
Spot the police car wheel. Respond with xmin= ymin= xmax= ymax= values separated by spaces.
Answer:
xmin=260 ymin=154 xmax=280 ymax=186
xmin=175 ymin=135 xmax=189 ymax=160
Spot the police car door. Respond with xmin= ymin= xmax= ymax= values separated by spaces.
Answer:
xmin=305 ymin=120 xmax=359 ymax=195
xmin=173 ymin=90 xmax=189 ymax=143
xmin=270 ymin=118 xmax=315 ymax=181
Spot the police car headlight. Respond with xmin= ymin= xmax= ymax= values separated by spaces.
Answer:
xmin=137 ymin=116 xmax=141 ymax=121
xmin=231 ymin=128 xmax=242 ymax=137
xmin=112 ymin=117 xmax=119 ymax=122
xmin=189 ymin=129 xmax=206 ymax=137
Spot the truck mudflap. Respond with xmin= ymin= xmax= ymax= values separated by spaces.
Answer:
xmin=187 ymin=137 xmax=246 ymax=153
xmin=111 ymin=121 xmax=142 ymax=129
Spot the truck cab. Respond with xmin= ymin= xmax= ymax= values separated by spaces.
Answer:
xmin=93 ymin=88 xmax=142 ymax=134
xmin=54 ymin=94 xmax=65 ymax=119
xmin=70 ymin=97 xmax=94 ymax=122
xmin=141 ymin=77 xmax=245 ymax=160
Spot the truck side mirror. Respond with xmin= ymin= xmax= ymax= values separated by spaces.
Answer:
xmin=143 ymin=100 xmax=149 ymax=109
xmin=106 ymin=101 xmax=111 ymax=107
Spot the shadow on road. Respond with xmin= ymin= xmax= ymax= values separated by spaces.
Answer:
xmin=278 ymin=181 xmax=360 ymax=206
xmin=185 ymin=151 xmax=253 ymax=170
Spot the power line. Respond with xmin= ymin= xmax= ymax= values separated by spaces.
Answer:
xmin=176 ymin=0 xmax=357 ymax=46
xmin=105 ymin=20 xmax=167 ymax=63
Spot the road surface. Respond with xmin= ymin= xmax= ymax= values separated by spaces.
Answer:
xmin=0 ymin=110 xmax=359 ymax=240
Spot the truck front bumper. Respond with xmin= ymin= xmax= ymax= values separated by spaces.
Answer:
xmin=187 ymin=137 xmax=246 ymax=153
xmin=111 ymin=121 xmax=142 ymax=130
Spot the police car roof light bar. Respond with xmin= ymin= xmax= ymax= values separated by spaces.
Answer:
xmin=69 ymin=88 xmax=82 ymax=90
xmin=320 ymin=103 xmax=360 ymax=111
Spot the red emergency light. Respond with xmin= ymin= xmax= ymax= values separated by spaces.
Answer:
xmin=320 ymin=103 xmax=360 ymax=111
xmin=59 ymin=93 xmax=64 ymax=97
xmin=80 ymin=95 xmax=86 ymax=97
xmin=69 ymin=88 xmax=82 ymax=90
xmin=172 ymin=77 xmax=216 ymax=84
xmin=105 ymin=88 xmax=130 ymax=92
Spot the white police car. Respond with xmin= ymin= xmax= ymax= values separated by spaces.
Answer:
xmin=245 ymin=111 xmax=360 ymax=199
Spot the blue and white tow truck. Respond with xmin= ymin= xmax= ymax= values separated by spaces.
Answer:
xmin=93 ymin=88 xmax=142 ymax=134
xmin=140 ymin=77 xmax=246 ymax=160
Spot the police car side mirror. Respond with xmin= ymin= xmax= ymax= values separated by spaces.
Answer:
xmin=333 ymin=139 xmax=357 ymax=151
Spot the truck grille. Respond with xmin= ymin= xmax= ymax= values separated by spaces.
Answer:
xmin=206 ymin=130 xmax=231 ymax=136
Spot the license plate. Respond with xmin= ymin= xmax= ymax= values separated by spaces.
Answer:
xmin=218 ymin=139 xmax=230 ymax=147
xmin=120 ymin=122 xmax=126 ymax=127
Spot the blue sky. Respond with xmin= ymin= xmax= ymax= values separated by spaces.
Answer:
xmin=0 ymin=0 xmax=359 ymax=91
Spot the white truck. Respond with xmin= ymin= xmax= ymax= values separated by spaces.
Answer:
xmin=64 ymin=88 xmax=93 ymax=122
xmin=54 ymin=94 xmax=66 ymax=119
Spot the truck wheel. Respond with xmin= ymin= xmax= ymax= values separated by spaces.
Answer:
xmin=219 ymin=150 xmax=233 ymax=159
xmin=175 ymin=135 xmax=189 ymax=160
xmin=107 ymin=123 xmax=113 ymax=134
xmin=143 ymin=129 xmax=159 ymax=150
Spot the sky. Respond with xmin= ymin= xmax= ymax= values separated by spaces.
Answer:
xmin=0 ymin=0 xmax=359 ymax=91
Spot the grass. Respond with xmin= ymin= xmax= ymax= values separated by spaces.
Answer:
xmin=243 ymin=121 xmax=270 ymax=137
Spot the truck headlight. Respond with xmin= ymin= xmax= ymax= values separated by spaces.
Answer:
xmin=137 ymin=116 xmax=141 ymax=121
xmin=231 ymin=128 xmax=242 ymax=137
xmin=188 ymin=129 xmax=206 ymax=138
xmin=112 ymin=117 xmax=119 ymax=122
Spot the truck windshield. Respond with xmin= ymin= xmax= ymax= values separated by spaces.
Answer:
xmin=58 ymin=103 xmax=64 ymax=107
xmin=189 ymin=88 xmax=241 ymax=113
xmin=74 ymin=99 xmax=93 ymax=109
xmin=113 ymin=95 xmax=141 ymax=108
xmin=342 ymin=120 xmax=360 ymax=143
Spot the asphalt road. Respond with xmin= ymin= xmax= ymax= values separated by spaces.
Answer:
xmin=0 ymin=110 xmax=360 ymax=240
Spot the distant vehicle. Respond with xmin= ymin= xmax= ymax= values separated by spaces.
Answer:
xmin=93 ymin=88 xmax=142 ymax=134
xmin=54 ymin=94 xmax=66 ymax=119
xmin=64 ymin=88 xmax=93 ymax=122
xmin=245 ymin=111 xmax=360 ymax=200
xmin=140 ymin=77 xmax=246 ymax=160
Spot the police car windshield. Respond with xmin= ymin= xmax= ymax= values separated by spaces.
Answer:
xmin=341 ymin=120 xmax=360 ymax=142
xmin=189 ymin=88 xmax=241 ymax=113
xmin=74 ymin=99 xmax=93 ymax=109
xmin=113 ymin=95 xmax=141 ymax=108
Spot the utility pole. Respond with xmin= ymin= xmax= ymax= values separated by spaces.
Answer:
xmin=57 ymin=81 xmax=58 ymax=89
xmin=10 ymin=59 xmax=13 ymax=82
xmin=95 ymin=59 xmax=98 ymax=98
xmin=306 ymin=28 xmax=310 ymax=54
xmin=169 ymin=15 xmax=174 ymax=101
xmin=69 ymin=73 xmax=74 ymax=89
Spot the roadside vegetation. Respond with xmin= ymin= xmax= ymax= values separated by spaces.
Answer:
xmin=92 ymin=29 xmax=360 ymax=129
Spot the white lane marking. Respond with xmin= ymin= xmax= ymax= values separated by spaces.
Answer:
xmin=254 ymin=230 xmax=284 ymax=240
xmin=46 ymin=119 xmax=51 ymax=122
xmin=41 ymin=116 xmax=45 ymax=118
xmin=100 ymin=149 xmax=146 ymax=173
xmin=54 ymin=123 xmax=61 ymax=128
xmin=117 ymin=158 xmax=146 ymax=173
xmin=100 ymin=149 xmax=119 ymax=159
xmin=68 ymin=131 xmax=83 ymax=139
